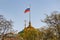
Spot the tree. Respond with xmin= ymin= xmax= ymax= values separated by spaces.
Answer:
xmin=0 ymin=15 xmax=13 ymax=40
xmin=43 ymin=11 xmax=60 ymax=40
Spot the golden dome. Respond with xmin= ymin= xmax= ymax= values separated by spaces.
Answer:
xmin=24 ymin=22 xmax=37 ymax=31
xmin=18 ymin=22 xmax=40 ymax=40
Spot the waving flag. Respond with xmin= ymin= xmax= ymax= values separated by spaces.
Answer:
xmin=24 ymin=8 xmax=30 ymax=13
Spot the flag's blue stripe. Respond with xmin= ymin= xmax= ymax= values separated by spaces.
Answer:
xmin=26 ymin=8 xmax=30 ymax=10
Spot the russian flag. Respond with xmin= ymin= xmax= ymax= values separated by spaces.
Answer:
xmin=24 ymin=8 xmax=30 ymax=13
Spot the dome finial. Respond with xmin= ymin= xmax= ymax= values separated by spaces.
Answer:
xmin=29 ymin=21 xmax=31 ymax=27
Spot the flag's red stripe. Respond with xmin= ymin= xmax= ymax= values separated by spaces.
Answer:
xmin=24 ymin=10 xmax=30 ymax=13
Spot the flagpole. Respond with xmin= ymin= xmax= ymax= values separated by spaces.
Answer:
xmin=29 ymin=8 xmax=31 ymax=22
xmin=29 ymin=4 xmax=31 ymax=26
xmin=24 ymin=20 xmax=26 ymax=27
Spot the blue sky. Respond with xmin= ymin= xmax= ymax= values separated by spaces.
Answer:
xmin=0 ymin=0 xmax=60 ymax=32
